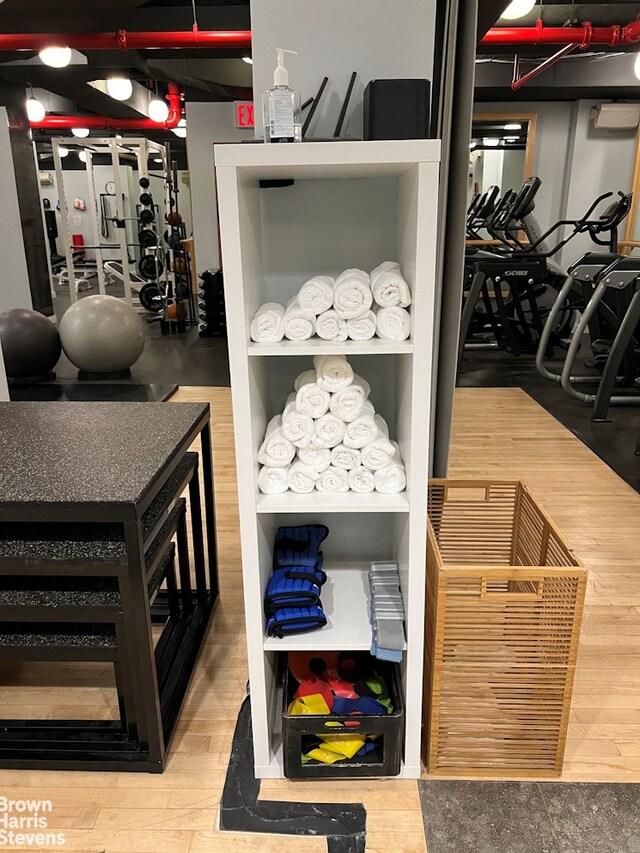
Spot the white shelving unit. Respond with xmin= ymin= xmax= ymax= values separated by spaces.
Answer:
xmin=215 ymin=139 xmax=440 ymax=779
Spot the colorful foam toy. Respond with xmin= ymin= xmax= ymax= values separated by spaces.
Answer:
xmin=286 ymin=651 xmax=393 ymax=765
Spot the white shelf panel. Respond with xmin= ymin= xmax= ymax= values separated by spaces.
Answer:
xmin=248 ymin=339 xmax=414 ymax=356
xmin=256 ymin=491 xmax=409 ymax=514
xmin=215 ymin=139 xmax=441 ymax=179
xmin=264 ymin=561 xmax=403 ymax=652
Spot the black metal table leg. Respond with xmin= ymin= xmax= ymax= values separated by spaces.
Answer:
xmin=176 ymin=510 xmax=193 ymax=612
xmin=188 ymin=461 xmax=207 ymax=601
xmin=123 ymin=521 xmax=165 ymax=766
xmin=200 ymin=422 xmax=219 ymax=598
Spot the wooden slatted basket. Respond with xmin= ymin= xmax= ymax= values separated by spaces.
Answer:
xmin=424 ymin=480 xmax=587 ymax=777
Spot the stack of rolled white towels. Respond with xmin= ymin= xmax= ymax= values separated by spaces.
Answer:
xmin=250 ymin=261 xmax=411 ymax=344
xmin=257 ymin=354 xmax=407 ymax=496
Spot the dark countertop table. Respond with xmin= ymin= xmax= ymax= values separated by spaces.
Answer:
xmin=0 ymin=401 xmax=210 ymax=521
xmin=0 ymin=399 xmax=218 ymax=771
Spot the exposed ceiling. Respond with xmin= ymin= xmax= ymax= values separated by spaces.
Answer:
xmin=477 ymin=0 xmax=640 ymax=101
xmin=0 ymin=0 xmax=252 ymax=160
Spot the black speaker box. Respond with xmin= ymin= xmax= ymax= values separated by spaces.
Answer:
xmin=363 ymin=79 xmax=431 ymax=141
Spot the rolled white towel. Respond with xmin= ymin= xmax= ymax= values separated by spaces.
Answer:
xmin=329 ymin=386 xmax=365 ymax=423
xmin=374 ymin=413 xmax=389 ymax=435
xmin=283 ymin=297 xmax=315 ymax=341
xmin=347 ymin=310 xmax=376 ymax=341
xmin=333 ymin=269 xmax=373 ymax=320
xmin=331 ymin=444 xmax=361 ymax=471
xmin=375 ymin=306 xmax=411 ymax=341
xmin=343 ymin=414 xmax=378 ymax=449
xmin=282 ymin=393 xmax=315 ymax=448
xmin=370 ymin=261 xmax=412 ymax=308
xmin=316 ymin=309 xmax=348 ymax=342
xmin=297 ymin=275 xmax=334 ymax=315
xmin=297 ymin=443 xmax=331 ymax=473
xmin=313 ymin=354 xmax=354 ymax=393
xmin=257 ymin=415 xmax=295 ymax=468
xmin=374 ymin=443 xmax=407 ymax=494
xmin=258 ymin=465 xmax=289 ymax=495
xmin=294 ymin=368 xmax=317 ymax=392
xmin=348 ymin=465 xmax=375 ymax=493
xmin=288 ymin=461 xmax=320 ymax=494
xmin=316 ymin=465 xmax=349 ymax=493
xmin=361 ymin=427 xmax=396 ymax=471
xmin=361 ymin=399 xmax=375 ymax=418
xmin=314 ymin=413 xmax=347 ymax=449
xmin=295 ymin=370 xmax=330 ymax=419
xmin=250 ymin=302 xmax=285 ymax=343
xmin=352 ymin=374 xmax=371 ymax=399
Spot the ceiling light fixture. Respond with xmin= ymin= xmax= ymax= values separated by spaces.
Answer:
xmin=148 ymin=83 xmax=169 ymax=123
xmin=242 ymin=56 xmax=253 ymax=64
xmin=505 ymin=136 xmax=519 ymax=142
xmin=25 ymin=85 xmax=45 ymax=122
xmin=39 ymin=46 xmax=72 ymax=68
xmin=500 ymin=0 xmax=536 ymax=21
xmin=483 ymin=137 xmax=500 ymax=146
xmin=78 ymin=150 xmax=87 ymax=163
xmin=58 ymin=146 xmax=69 ymax=158
xmin=106 ymin=76 xmax=133 ymax=101
xmin=171 ymin=118 xmax=187 ymax=138
xmin=504 ymin=123 xmax=522 ymax=130
xmin=635 ymin=52 xmax=640 ymax=81
xmin=72 ymin=127 xmax=90 ymax=138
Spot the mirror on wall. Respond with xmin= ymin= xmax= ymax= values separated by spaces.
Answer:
xmin=469 ymin=114 xmax=537 ymax=206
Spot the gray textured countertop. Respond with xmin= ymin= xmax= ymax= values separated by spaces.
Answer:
xmin=0 ymin=401 xmax=209 ymax=510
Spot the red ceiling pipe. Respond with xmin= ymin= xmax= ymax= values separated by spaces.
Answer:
xmin=30 ymin=82 xmax=183 ymax=130
xmin=482 ymin=19 xmax=640 ymax=48
xmin=0 ymin=27 xmax=251 ymax=52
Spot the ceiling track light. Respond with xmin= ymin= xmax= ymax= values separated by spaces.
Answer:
xmin=147 ymin=81 xmax=169 ymax=123
xmin=39 ymin=46 xmax=72 ymax=67
xmin=25 ymin=85 xmax=45 ymax=122
xmin=500 ymin=0 xmax=537 ymax=20
xmin=106 ymin=76 xmax=133 ymax=101
xmin=171 ymin=117 xmax=187 ymax=138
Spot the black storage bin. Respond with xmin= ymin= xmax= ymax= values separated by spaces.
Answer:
xmin=363 ymin=79 xmax=431 ymax=140
xmin=282 ymin=660 xmax=404 ymax=779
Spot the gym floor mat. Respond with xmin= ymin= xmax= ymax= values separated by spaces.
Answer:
xmin=419 ymin=780 xmax=640 ymax=853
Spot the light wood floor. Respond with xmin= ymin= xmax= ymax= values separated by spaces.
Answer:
xmin=0 ymin=385 xmax=638 ymax=852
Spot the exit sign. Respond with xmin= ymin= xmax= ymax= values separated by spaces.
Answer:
xmin=235 ymin=102 xmax=255 ymax=128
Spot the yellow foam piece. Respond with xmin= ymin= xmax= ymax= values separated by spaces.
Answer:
xmin=287 ymin=694 xmax=330 ymax=716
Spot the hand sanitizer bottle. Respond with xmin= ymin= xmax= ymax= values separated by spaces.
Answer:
xmin=263 ymin=48 xmax=302 ymax=143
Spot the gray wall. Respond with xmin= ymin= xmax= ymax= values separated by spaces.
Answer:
xmin=185 ymin=101 xmax=253 ymax=272
xmin=474 ymin=100 xmax=637 ymax=263
xmin=0 ymin=107 xmax=33 ymax=311
xmin=250 ymin=0 xmax=436 ymax=140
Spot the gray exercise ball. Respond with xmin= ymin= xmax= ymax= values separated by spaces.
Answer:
xmin=59 ymin=295 xmax=145 ymax=374
xmin=0 ymin=308 xmax=61 ymax=379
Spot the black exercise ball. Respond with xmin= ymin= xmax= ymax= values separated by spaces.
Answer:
xmin=0 ymin=308 xmax=61 ymax=379
xmin=139 ymin=177 xmax=150 ymax=189
xmin=139 ymin=192 xmax=153 ymax=206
